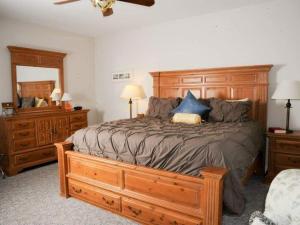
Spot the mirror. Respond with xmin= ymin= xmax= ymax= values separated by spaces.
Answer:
xmin=16 ymin=66 xmax=60 ymax=108
xmin=8 ymin=46 xmax=66 ymax=113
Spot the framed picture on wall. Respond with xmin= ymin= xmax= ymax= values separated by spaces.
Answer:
xmin=112 ymin=71 xmax=132 ymax=82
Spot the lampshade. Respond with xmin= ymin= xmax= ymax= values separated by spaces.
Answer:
xmin=61 ymin=93 xmax=72 ymax=101
xmin=272 ymin=80 xmax=300 ymax=100
xmin=120 ymin=84 xmax=146 ymax=100
xmin=50 ymin=88 xmax=61 ymax=98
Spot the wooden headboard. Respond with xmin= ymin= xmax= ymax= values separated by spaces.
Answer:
xmin=150 ymin=65 xmax=273 ymax=129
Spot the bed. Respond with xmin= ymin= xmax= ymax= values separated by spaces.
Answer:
xmin=56 ymin=65 xmax=273 ymax=225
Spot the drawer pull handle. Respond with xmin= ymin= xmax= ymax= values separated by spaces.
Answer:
xmin=18 ymin=123 xmax=30 ymax=128
xmin=288 ymin=157 xmax=300 ymax=164
xmin=127 ymin=206 xmax=142 ymax=216
xmin=19 ymin=156 xmax=29 ymax=162
xmin=102 ymin=197 xmax=114 ymax=206
xmin=20 ymin=143 xmax=30 ymax=147
xmin=42 ymin=152 xmax=53 ymax=157
xmin=19 ymin=132 xmax=30 ymax=137
xmin=170 ymin=221 xmax=179 ymax=225
xmin=72 ymin=187 xmax=82 ymax=193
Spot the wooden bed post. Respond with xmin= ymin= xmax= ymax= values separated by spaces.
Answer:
xmin=55 ymin=142 xmax=73 ymax=198
xmin=201 ymin=167 xmax=227 ymax=225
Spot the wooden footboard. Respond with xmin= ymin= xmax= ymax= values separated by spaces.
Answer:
xmin=56 ymin=142 xmax=227 ymax=225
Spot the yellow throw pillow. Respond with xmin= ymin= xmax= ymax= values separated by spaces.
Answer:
xmin=172 ymin=113 xmax=202 ymax=124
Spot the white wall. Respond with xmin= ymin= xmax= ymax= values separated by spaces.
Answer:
xmin=0 ymin=18 xmax=98 ymax=125
xmin=95 ymin=0 xmax=300 ymax=130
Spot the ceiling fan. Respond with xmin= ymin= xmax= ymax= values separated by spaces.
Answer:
xmin=54 ymin=0 xmax=155 ymax=17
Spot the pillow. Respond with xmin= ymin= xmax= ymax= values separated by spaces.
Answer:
xmin=226 ymin=98 xmax=249 ymax=102
xmin=35 ymin=97 xmax=48 ymax=108
xmin=146 ymin=96 xmax=180 ymax=119
xmin=172 ymin=90 xmax=210 ymax=116
xmin=21 ymin=97 xmax=35 ymax=108
xmin=172 ymin=113 xmax=201 ymax=124
xmin=209 ymin=98 xmax=251 ymax=122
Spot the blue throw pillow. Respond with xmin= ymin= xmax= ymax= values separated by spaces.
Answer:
xmin=172 ymin=91 xmax=210 ymax=116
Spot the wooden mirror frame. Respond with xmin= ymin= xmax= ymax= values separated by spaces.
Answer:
xmin=8 ymin=46 xmax=66 ymax=114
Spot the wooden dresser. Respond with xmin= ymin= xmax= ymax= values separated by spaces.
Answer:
xmin=0 ymin=110 xmax=88 ymax=176
xmin=266 ymin=131 xmax=300 ymax=182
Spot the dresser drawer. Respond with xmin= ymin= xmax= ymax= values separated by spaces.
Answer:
xmin=12 ymin=120 xmax=35 ymax=130
xmin=70 ymin=114 xmax=86 ymax=123
xmin=14 ymin=138 xmax=36 ymax=152
xmin=70 ymin=122 xmax=87 ymax=131
xmin=14 ymin=148 xmax=56 ymax=166
xmin=13 ymin=129 xmax=35 ymax=140
xmin=274 ymin=139 xmax=300 ymax=155
xmin=68 ymin=179 xmax=121 ymax=212
xmin=122 ymin=198 xmax=203 ymax=225
xmin=274 ymin=153 xmax=300 ymax=168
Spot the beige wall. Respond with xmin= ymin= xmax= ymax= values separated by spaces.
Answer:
xmin=94 ymin=0 xmax=300 ymax=130
xmin=0 ymin=18 xmax=97 ymax=124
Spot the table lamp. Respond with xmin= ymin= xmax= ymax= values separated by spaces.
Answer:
xmin=61 ymin=93 xmax=72 ymax=111
xmin=50 ymin=88 xmax=61 ymax=106
xmin=120 ymin=84 xmax=146 ymax=119
xmin=272 ymin=80 xmax=300 ymax=133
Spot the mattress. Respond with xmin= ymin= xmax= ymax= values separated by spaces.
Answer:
xmin=67 ymin=117 xmax=264 ymax=214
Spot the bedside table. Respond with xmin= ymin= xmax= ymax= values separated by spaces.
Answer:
xmin=265 ymin=131 xmax=300 ymax=183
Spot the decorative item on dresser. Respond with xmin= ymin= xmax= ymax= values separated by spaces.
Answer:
xmin=56 ymin=65 xmax=272 ymax=225
xmin=0 ymin=46 xmax=89 ymax=176
xmin=265 ymin=131 xmax=300 ymax=183
xmin=61 ymin=93 xmax=73 ymax=111
xmin=272 ymin=80 xmax=300 ymax=133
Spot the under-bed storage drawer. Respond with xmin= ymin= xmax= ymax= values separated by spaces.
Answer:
xmin=122 ymin=197 xmax=203 ymax=225
xmin=68 ymin=179 xmax=121 ymax=212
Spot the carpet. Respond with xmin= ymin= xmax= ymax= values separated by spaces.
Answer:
xmin=0 ymin=163 xmax=269 ymax=225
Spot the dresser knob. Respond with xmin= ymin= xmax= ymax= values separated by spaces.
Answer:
xmin=127 ymin=206 xmax=142 ymax=216
xmin=102 ymin=197 xmax=114 ymax=206
xmin=72 ymin=186 xmax=82 ymax=193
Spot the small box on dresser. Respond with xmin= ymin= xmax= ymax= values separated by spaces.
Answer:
xmin=266 ymin=131 xmax=300 ymax=183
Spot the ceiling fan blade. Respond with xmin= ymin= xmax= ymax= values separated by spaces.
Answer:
xmin=117 ymin=0 xmax=155 ymax=7
xmin=102 ymin=8 xmax=114 ymax=17
xmin=54 ymin=0 xmax=80 ymax=5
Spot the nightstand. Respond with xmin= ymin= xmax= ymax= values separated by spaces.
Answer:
xmin=265 ymin=131 xmax=300 ymax=183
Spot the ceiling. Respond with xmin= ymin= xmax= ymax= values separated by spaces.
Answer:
xmin=0 ymin=0 xmax=275 ymax=37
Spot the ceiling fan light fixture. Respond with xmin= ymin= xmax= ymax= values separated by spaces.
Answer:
xmin=92 ymin=0 xmax=115 ymax=12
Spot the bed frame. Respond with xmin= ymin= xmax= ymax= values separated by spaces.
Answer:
xmin=56 ymin=65 xmax=272 ymax=225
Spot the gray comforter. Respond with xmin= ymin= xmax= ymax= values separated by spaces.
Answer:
xmin=67 ymin=117 xmax=264 ymax=214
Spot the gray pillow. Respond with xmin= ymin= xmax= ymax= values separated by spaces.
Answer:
xmin=21 ymin=97 xmax=35 ymax=108
xmin=209 ymin=98 xmax=251 ymax=122
xmin=146 ymin=96 xmax=180 ymax=119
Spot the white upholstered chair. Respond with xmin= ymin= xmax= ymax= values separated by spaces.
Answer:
xmin=249 ymin=169 xmax=300 ymax=225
